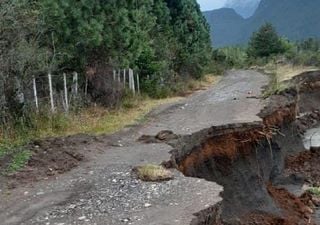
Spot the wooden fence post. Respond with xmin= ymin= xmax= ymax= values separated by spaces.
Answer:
xmin=123 ymin=69 xmax=126 ymax=88
xmin=129 ymin=68 xmax=132 ymax=91
xmin=85 ymin=77 xmax=88 ymax=97
xmin=63 ymin=73 xmax=69 ymax=112
xmin=72 ymin=72 xmax=78 ymax=96
xmin=48 ymin=73 xmax=55 ymax=113
xmin=32 ymin=76 xmax=39 ymax=112
xmin=136 ymin=74 xmax=140 ymax=94
xmin=132 ymin=70 xmax=135 ymax=94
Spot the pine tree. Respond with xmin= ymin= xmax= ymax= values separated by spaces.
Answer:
xmin=247 ymin=23 xmax=286 ymax=58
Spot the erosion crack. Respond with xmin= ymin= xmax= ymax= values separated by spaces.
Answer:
xmin=170 ymin=71 xmax=320 ymax=225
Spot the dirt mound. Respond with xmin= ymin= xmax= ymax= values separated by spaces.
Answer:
xmin=267 ymin=185 xmax=313 ymax=223
xmin=286 ymin=147 xmax=320 ymax=186
xmin=138 ymin=130 xmax=180 ymax=144
xmin=293 ymin=71 xmax=320 ymax=113
xmin=2 ymin=134 xmax=96 ymax=188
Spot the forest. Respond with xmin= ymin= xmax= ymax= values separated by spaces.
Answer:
xmin=0 ymin=0 xmax=211 ymax=127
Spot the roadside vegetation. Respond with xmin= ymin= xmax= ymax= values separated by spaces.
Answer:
xmin=307 ymin=186 xmax=320 ymax=197
xmin=0 ymin=75 xmax=218 ymax=173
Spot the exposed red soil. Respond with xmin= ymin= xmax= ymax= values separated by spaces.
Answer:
xmin=263 ymin=104 xmax=297 ymax=128
xmin=177 ymin=99 xmax=296 ymax=176
xmin=286 ymin=148 xmax=320 ymax=186
xmin=178 ymin=127 xmax=272 ymax=176
xmin=194 ymin=187 xmax=315 ymax=225
xmin=205 ymin=186 xmax=314 ymax=225
xmin=266 ymin=185 xmax=313 ymax=224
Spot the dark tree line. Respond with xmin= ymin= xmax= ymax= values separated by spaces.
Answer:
xmin=0 ymin=0 xmax=212 ymax=120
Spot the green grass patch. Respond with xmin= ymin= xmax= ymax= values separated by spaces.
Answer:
xmin=5 ymin=149 xmax=32 ymax=174
xmin=307 ymin=187 xmax=320 ymax=197
xmin=262 ymin=72 xmax=290 ymax=98
xmin=0 ymin=142 xmax=32 ymax=175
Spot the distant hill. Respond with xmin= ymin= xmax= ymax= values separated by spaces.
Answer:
xmin=203 ymin=8 xmax=244 ymax=47
xmin=225 ymin=0 xmax=260 ymax=18
xmin=204 ymin=0 xmax=320 ymax=47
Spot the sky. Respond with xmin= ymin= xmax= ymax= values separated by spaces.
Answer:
xmin=197 ymin=0 xmax=227 ymax=11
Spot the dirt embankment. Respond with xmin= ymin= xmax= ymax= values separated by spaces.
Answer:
xmin=170 ymin=71 xmax=320 ymax=225
xmin=0 ymin=134 xmax=99 ymax=189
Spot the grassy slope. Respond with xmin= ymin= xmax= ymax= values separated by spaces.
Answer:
xmin=262 ymin=63 xmax=319 ymax=97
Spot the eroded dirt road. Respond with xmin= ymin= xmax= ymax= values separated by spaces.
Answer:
xmin=0 ymin=70 xmax=269 ymax=225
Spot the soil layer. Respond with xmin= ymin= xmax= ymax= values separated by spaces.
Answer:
xmin=171 ymin=71 xmax=320 ymax=225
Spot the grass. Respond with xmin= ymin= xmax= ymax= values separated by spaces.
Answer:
xmin=0 ymin=141 xmax=32 ymax=175
xmin=36 ymin=98 xmax=181 ymax=138
xmin=307 ymin=187 xmax=320 ymax=197
xmin=0 ymin=96 xmax=181 ymax=173
xmin=174 ymin=74 xmax=221 ymax=96
xmin=0 ymin=96 xmax=183 ymax=143
xmin=5 ymin=149 xmax=32 ymax=174
xmin=273 ymin=64 xmax=318 ymax=82
xmin=262 ymin=63 xmax=319 ymax=97
xmin=133 ymin=164 xmax=173 ymax=182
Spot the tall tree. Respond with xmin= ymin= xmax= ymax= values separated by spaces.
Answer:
xmin=166 ymin=0 xmax=212 ymax=78
xmin=0 ymin=0 xmax=48 ymax=119
xmin=247 ymin=23 xmax=285 ymax=58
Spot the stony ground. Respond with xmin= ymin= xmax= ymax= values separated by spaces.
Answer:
xmin=0 ymin=70 xmax=269 ymax=225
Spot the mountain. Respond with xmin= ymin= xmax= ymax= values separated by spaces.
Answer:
xmin=203 ymin=8 xmax=244 ymax=47
xmin=204 ymin=0 xmax=320 ymax=47
xmin=224 ymin=0 xmax=261 ymax=18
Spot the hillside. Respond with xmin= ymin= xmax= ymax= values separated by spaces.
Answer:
xmin=203 ymin=8 xmax=245 ymax=47
xmin=225 ymin=0 xmax=260 ymax=18
xmin=205 ymin=0 xmax=320 ymax=47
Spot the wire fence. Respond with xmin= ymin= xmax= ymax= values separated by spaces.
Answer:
xmin=30 ymin=68 xmax=140 ymax=113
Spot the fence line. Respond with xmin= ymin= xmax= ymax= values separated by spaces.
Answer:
xmin=31 ymin=68 xmax=140 ymax=113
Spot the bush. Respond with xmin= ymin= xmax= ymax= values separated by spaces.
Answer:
xmin=141 ymin=75 xmax=173 ymax=99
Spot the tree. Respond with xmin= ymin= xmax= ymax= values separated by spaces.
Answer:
xmin=0 ymin=0 xmax=49 ymax=121
xmin=247 ymin=23 xmax=286 ymax=58
xmin=165 ymin=0 xmax=212 ymax=78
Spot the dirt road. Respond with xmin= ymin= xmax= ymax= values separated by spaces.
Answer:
xmin=0 ymin=70 xmax=269 ymax=225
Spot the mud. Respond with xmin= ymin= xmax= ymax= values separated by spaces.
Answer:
xmin=0 ymin=134 xmax=97 ymax=188
xmin=286 ymin=147 xmax=320 ymax=186
xmin=191 ymin=186 xmax=315 ymax=225
xmin=170 ymin=71 xmax=320 ymax=225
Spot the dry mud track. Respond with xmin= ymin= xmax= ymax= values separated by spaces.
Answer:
xmin=0 ymin=70 xmax=319 ymax=225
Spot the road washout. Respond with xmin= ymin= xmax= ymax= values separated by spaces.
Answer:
xmin=167 ymin=71 xmax=320 ymax=224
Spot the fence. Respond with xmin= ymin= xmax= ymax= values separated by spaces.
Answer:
xmin=31 ymin=68 xmax=140 ymax=113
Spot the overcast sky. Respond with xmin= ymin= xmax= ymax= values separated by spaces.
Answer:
xmin=197 ymin=0 xmax=227 ymax=11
